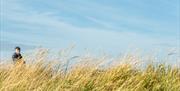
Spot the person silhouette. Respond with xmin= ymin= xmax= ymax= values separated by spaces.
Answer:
xmin=12 ymin=46 xmax=25 ymax=64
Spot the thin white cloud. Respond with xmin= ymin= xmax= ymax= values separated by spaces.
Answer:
xmin=1 ymin=0 xmax=179 ymax=55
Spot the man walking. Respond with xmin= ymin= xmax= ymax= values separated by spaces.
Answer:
xmin=12 ymin=46 xmax=25 ymax=64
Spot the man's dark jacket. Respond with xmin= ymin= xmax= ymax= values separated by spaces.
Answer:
xmin=12 ymin=53 xmax=22 ymax=62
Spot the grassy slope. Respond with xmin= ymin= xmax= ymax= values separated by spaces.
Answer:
xmin=0 ymin=57 xmax=179 ymax=91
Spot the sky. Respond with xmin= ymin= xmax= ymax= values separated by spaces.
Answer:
xmin=0 ymin=0 xmax=180 ymax=59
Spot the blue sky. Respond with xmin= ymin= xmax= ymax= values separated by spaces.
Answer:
xmin=0 ymin=0 xmax=179 ymax=58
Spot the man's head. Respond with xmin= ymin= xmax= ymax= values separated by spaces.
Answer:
xmin=15 ymin=46 xmax=21 ymax=54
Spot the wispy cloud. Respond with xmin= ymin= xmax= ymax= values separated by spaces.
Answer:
xmin=0 ymin=40 xmax=36 ymax=52
xmin=0 ymin=0 xmax=179 ymax=55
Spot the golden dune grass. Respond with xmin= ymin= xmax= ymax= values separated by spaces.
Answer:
xmin=0 ymin=51 xmax=179 ymax=91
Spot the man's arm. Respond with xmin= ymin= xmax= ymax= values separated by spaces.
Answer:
xmin=19 ymin=54 xmax=22 ymax=59
xmin=12 ymin=53 xmax=17 ymax=62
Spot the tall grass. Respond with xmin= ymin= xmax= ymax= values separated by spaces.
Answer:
xmin=0 ymin=50 xmax=179 ymax=91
